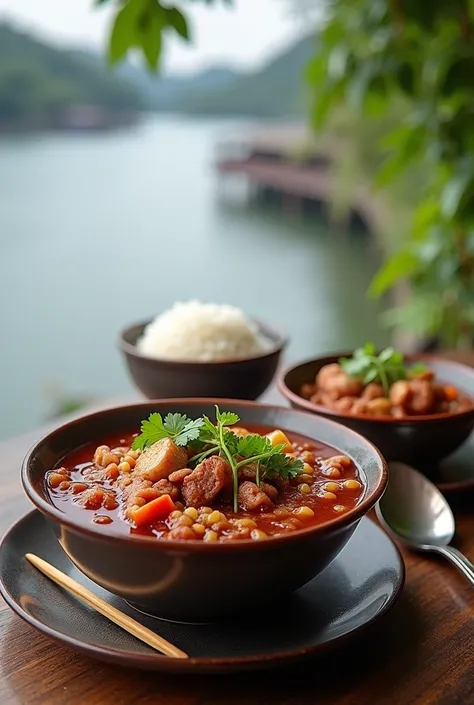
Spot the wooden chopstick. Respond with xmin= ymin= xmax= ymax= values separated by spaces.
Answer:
xmin=25 ymin=553 xmax=188 ymax=659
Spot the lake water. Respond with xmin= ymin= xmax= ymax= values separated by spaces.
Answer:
xmin=0 ymin=116 xmax=388 ymax=441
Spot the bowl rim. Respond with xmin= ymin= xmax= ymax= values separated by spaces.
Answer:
xmin=278 ymin=352 xmax=474 ymax=424
xmin=118 ymin=317 xmax=288 ymax=367
xmin=22 ymin=398 xmax=388 ymax=552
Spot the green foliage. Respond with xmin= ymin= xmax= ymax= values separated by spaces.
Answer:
xmin=134 ymin=405 xmax=303 ymax=510
xmin=306 ymin=0 xmax=474 ymax=347
xmin=132 ymin=412 xmax=204 ymax=450
xmin=99 ymin=0 xmax=230 ymax=71
xmin=339 ymin=343 xmax=423 ymax=394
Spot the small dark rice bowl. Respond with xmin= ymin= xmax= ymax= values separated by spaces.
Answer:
xmin=118 ymin=318 xmax=287 ymax=401
xmin=22 ymin=399 xmax=387 ymax=622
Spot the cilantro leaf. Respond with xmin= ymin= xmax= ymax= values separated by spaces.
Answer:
xmin=263 ymin=454 xmax=304 ymax=479
xmin=215 ymin=406 xmax=240 ymax=426
xmin=235 ymin=434 xmax=272 ymax=459
xmin=339 ymin=343 xmax=415 ymax=395
xmin=132 ymin=412 xmax=203 ymax=450
xmin=409 ymin=361 xmax=427 ymax=376
xmin=131 ymin=413 xmax=167 ymax=450
xmin=163 ymin=413 xmax=190 ymax=435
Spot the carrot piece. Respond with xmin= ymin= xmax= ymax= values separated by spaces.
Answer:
xmin=444 ymin=385 xmax=458 ymax=401
xmin=131 ymin=494 xmax=176 ymax=528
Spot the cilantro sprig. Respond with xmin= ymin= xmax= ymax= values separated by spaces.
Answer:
xmin=132 ymin=412 xmax=203 ymax=451
xmin=132 ymin=405 xmax=303 ymax=511
xmin=339 ymin=343 xmax=426 ymax=395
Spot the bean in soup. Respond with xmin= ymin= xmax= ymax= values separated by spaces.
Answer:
xmin=47 ymin=410 xmax=364 ymax=542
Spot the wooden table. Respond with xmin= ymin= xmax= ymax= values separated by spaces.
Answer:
xmin=1 ymin=402 xmax=473 ymax=705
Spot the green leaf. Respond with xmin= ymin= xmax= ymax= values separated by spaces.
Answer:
xmin=131 ymin=412 xmax=167 ymax=450
xmin=409 ymin=362 xmax=428 ymax=376
xmin=381 ymin=296 xmax=444 ymax=335
xmin=215 ymin=406 xmax=239 ymax=426
xmin=264 ymin=453 xmax=304 ymax=479
xmin=441 ymin=173 xmax=472 ymax=219
xmin=166 ymin=7 xmax=190 ymax=40
xmin=163 ymin=412 xmax=191 ymax=435
xmin=397 ymin=62 xmax=415 ymax=95
xmin=137 ymin=3 xmax=166 ymax=71
xmin=362 ymin=342 xmax=376 ymax=356
xmin=369 ymin=249 xmax=420 ymax=297
xmin=378 ymin=346 xmax=396 ymax=363
xmin=235 ymin=434 xmax=271 ymax=459
xmin=132 ymin=411 xmax=203 ymax=449
xmin=108 ymin=0 xmax=143 ymax=64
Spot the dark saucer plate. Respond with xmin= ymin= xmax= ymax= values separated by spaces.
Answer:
xmin=0 ymin=510 xmax=404 ymax=674
xmin=429 ymin=432 xmax=474 ymax=492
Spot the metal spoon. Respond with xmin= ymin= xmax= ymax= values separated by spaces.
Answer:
xmin=376 ymin=461 xmax=474 ymax=586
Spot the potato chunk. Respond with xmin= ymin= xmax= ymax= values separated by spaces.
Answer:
xmin=134 ymin=438 xmax=188 ymax=482
xmin=265 ymin=429 xmax=294 ymax=454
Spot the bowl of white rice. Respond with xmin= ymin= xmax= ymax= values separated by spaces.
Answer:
xmin=118 ymin=301 xmax=287 ymax=400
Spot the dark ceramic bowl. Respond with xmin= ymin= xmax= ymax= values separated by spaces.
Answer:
xmin=279 ymin=353 xmax=474 ymax=469
xmin=22 ymin=399 xmax=387 ymax=622
xmin=118 ymin=319 xmax=287 ymax=400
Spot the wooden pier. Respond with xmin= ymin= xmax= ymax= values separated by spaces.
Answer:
xmin=215 ymin=124 xmax=380 ymax=233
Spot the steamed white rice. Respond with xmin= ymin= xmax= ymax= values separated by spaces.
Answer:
xmin=137 ymin=301 xmax=265 ymax=362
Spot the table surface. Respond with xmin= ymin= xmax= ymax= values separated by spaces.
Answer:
xmin=1 ymin=392 xmax=473 ymax=705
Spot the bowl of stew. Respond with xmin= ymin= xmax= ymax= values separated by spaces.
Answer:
xmin=279 ymin=345 xmax=474 ymax=467
xmin=22 ymin=399 xmax=386 ymax=621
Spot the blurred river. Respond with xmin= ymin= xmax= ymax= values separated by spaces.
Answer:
xmin=0 ymin=116 xmax=388 ymax=440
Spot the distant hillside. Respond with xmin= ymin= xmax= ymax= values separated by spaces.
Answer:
xmin=115 ymin=63 xmax=239 ymax=110
xmin=0 ymin=24 xmax=144 ymax=128
xmin=178 ymin=36 xmax=316 ymax=117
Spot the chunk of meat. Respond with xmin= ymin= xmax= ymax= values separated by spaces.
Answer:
xmin=362 ymin=383 xmax=385 ymax=401
xmin=389 ymin=380 xmax=411 ymax=408
xmin=93 ymin=445 xmax=120 ymax=468
xmin=390 ymin=379 xmax=434 ymax=415
xmin=406 ymin=379 xmax=434 ymax=414
xmin=168 ymin=468 xmax=193 ymax=484
xmin=331 ymin=396 xmax=358 ymax=413
xmin=83 ymin=463 xmax=117 ymax=483
xmin=410 ymin=368 xmax=435 ymax=382
xmin=181 ymin=456 xmax=232 ymax=507
xmin=122 ymin=476 xmax=180 ymax=520
xmin=76 ymin=485 xmax=118 ymax=511
xmin=261 ymin=482 xmax=279 ymax=502
xmin=134 ymin=438 xmax=188 ymax=482
xmin=316 ymin=364 xmax=364 ymax=400
xmin=366 ymin=397 xmax=392 ymax=416
xmin=351 ymin=398 xmax=369 ymax=415
xmin=238 ymin=463 xmax=258 ymax=482
xmin=238 ymin=481 xmax=274 ymax=512
xmin=153 ymin=479 xmax=180 ymax=502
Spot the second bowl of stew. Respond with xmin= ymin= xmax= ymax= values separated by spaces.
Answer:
xmin=22 ymin=399 xmax=387 ymax=621
xmin=279 ymin=352 xmax=474 ymax=467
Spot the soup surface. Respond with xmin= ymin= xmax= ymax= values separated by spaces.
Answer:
xmin=47 ymin=423 xmax=364 ymax=542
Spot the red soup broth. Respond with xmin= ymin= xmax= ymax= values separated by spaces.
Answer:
xmin=46 ymin=425 xmax=365 ymax=542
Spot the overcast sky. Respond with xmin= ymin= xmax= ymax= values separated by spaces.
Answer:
xmin=0 ymin=0 xmax=311 ymax=72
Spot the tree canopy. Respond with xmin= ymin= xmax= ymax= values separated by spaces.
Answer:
xmin=100 ymin=0 xmax=474 ymax=347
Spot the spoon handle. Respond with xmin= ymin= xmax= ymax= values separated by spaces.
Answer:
xmin=429 ymin=545 xmax=474 ymax=587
